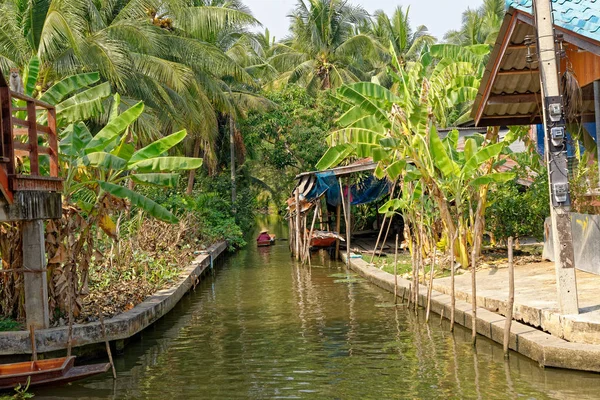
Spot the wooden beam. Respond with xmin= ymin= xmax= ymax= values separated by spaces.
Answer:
xmin=487 ymin=93 xmax=540 ymax=105
xmin=497 ymin=69 xmax=539 ymax=76
xmin=507 ymin=43 xmax=536 ymax=50
xmin=0 ymin=87 xmax=14 ymax=176
xmin=27 ymin=101 xmax=39 ymax=176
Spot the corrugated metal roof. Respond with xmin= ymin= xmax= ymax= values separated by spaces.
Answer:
xmin=507 ymin=0 xmax=600 ymax=42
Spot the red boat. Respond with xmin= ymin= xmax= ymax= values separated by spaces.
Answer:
xmin=0 ymin=356 xmax=110 ymax=390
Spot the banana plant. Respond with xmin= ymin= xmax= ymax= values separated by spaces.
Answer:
xmin=60 ymin=96 xmax=203 ymax=224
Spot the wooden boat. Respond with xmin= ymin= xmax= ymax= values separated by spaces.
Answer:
xmin=0 ymin=356 xmax=110 ymax=390
xmin=257 ymin=234 xmax=276 ymax=247
xmin=310 ymin=231 xmax=345 ymax=248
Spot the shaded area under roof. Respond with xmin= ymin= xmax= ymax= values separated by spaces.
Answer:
xmin=472 ymin=5 xmax=600 ymax=127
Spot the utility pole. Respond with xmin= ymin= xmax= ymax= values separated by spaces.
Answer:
xmin=534 ymin=0 xmax=578 ymax=314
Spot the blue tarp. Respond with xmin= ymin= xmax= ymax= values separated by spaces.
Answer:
xmin=306 ymin=171 xmax=390 ymax=206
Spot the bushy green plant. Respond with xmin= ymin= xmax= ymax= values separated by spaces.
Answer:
xmin=485 ymin=172 xmax=550 ymax=241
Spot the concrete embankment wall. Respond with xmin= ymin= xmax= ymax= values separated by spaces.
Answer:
xmin=0 ymin=241 xmax=228 ymax=356
xmin=343 ymin=254 xmax=600 ymax=373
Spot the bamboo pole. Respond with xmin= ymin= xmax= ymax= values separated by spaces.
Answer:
xmin=346 ymin=177 xmax=352 ymax=259
xmin=339 ymin=179 xmax=349 ymax=264
xmin=98 ymin=306 xmax=117 ymax=379
xmin=304 ymin=202 xmax=319 ymax=263
xmin=426 ymin=248 xmax=436 ymax=323
xmin=378 ymin=214 xmax=395 ymax=259
xmin=394 ymin=234 xmax=399 ymax=304
xmin=29 ymin=325 xmax=37 ymax=362
xmin=450 ymin=231 xmax=456 ymax=332
xmin=504 ymin=237 xmax=515 ymax=357
xmin=370 ymin=184 xmax=396 ymax=264
xmin=335 ymin=204 xmax=341 ymax=260
xmin=295 ymin=189 xmax=301 ymax=260
xmin=471 ymin=246 xmax=478 ymax=345
xmin=67 ymin=284 xmax=73 ymax=357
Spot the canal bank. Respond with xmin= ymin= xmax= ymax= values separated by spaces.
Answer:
xmin=31 ymin=219 xmax=600 ymax=399
xmin=343 ymin=253 xmax=600 ymax=373
xmin=0 ymin=241 xmax=227 ymax=357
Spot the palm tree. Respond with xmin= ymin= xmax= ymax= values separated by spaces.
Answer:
xmin=269 ymin=0 xmax=386 ymax=94
xmin=369 ymin=7 xmax=436 ymax=66
xmin=444 ymin=0 xmax=505 ymax=46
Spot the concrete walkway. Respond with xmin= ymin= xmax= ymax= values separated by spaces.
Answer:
xmin=433 ymin=261 xmax=600 ymax=345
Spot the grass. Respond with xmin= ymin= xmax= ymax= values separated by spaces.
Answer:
xmin=0 ymin=317 xmax=22 ymax=332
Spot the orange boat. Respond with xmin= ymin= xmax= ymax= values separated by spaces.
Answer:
xmin=310 ymin=231 xmax=344 ymax=248
xmin=0 ymin=356 xmax=110 ymax=390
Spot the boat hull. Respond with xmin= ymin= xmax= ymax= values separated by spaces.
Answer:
xmin=0 ymin=356 xmax=110 ymax=390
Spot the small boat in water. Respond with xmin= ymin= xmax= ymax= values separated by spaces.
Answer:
xmin=257 ymin=230 xmax=276 ymax=247
xmin=310 ymin=231 xmax=344 ymax=248
xmin=0 ymin=356 xmax=110 ymax=390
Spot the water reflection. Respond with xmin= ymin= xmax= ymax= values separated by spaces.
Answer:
xmin=33 ymin=217 xmax=600 ymax=399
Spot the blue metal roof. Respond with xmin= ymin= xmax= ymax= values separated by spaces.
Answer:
xmin=506 ymin=0 xmax=600 ymax=42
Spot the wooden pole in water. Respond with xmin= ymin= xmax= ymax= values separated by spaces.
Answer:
xmin=338 ymin=179 xmax=349 ymax=264
xmin=426 ymin=248 xmax=436 ymax=323
xmin=346 ymin=177 xmax=352 ymax=260
xmin=98 ymin=306 xmax=117 ymax=379
xmin=295 ymin=189 xmax=301 ymax=260
xmin=504 ymin=237 xmax=515 ymax=357
xmin=305 ymin=202 xmax=319 ymax=263
xmin=29 ymin=325 xmax=37 ymax=362
xmin=450 ymin=231 xmax=456 ymax=332
xmin=335 ymin=203 xmax=341 ymax=260
xmin=471 ymin=245 xmax=478 ymax=345
xmin=394 ymin=234 xmax=399 ymax=304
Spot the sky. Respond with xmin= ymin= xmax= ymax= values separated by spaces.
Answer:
xmin=244 ymin=0 xmax=487 ymax=42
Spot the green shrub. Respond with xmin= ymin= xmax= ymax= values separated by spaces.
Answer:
xmin=485 ymin=172 xmax=550 ymax=241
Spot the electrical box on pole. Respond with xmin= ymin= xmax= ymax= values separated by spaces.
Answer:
xmin=533 ymin=0 xmax=579 ymax=314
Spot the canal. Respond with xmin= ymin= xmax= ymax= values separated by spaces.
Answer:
xmin=34 ymin=218 xmax=598 ymax=399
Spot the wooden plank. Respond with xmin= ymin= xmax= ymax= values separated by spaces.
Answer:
xmin=497 ymin=68 xmax=539 ymax=76
xmin=0 ymin=87 xmax=14 ymax=176
xmin=12 ymin=117 xmax=29 ymax=128
xmin=47 ymin=108 xmax=58 ymax=177
xmin=9 ymin=91 xmax=53 ymax=109
xmin=0 ymin=166 xmax=13 ymax=204
xmin=295 ymin=161 xmax=377 ymax=179
xmin=487 ymin=93 xmax=540 ymax=105
xmin=14 ymin=145 xmax=50 ymax=156
xmin=27 ymin=101 xmax=39 ymax=175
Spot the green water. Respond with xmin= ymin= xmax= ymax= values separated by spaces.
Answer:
xmin=33 ymin=218 xmax=599 ymax=399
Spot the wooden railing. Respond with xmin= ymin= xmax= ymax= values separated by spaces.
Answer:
xmin=0 ymin=88 xmax=62 ymax=203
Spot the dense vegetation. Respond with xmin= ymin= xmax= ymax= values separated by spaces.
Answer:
xmin=0 ymin=0 xmax=552 ymax=326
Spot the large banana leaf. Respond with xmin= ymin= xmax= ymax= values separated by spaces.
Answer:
xmin=59 ymin=122 xmax=92 ymax=158
xmin=316 ymin=144 xmax=355 ymax=170
xmin=99 ymin=181 xmax=178 ymax=223
xmin=131 ymin=173 xmax=180 ymax=187
xmin=85 ymin=101 xmax=144 ymax=154
xmin=40 ymin=73 xmax=101 ymax=105
xmin=78 ymin=152 xmax=127 ymax=170
xmin=129 ymin=157 xmax=203 ymax=173
xmin=470 ymin=172 xmax=515 ymax=187
xmin=55 ymin=83 xmax=111 ymax=125
xmin=429 ymin=125 xmax=460 ymax=177
xmin=129 ymin=129 xmax=187 ymax=165
xmin=461 ymin=142 xmax=506 ymax=179
xmin=24 ymin=56 xmax=40 ymax=97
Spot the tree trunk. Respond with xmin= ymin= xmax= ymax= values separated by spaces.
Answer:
xmin=186 ymin=136 xmax=201 ymax=195
xmin=230 ymin=116 xmax=236 ymax=212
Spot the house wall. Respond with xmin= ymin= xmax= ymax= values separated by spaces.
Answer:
xmin=563 ymin=46 xmax=600 ymax=87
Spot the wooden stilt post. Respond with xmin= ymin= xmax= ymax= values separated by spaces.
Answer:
xmin=394 ymin=234 xmax=399 ymax=304
xmin=29 ymin=326 xmax=37 ymax=362
xmin=346 ymin=177 xmax=352 ymax=260
xmin=339 ymin=178 xmax=349 ymax=264
xmin=335 ymin=203 xmax=341 ymax=260
xmin=98 ymin=306 xmax=117 ymax=379
xmin=504 ymin=237 xmax=515 ymax=357
xmin=305 ymin=202 xmax=319 ymax=263
xmin=426 ymin=248 xmax=436 ymax=323
xmin=295 ymin=189 xmax=301 ymax=260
